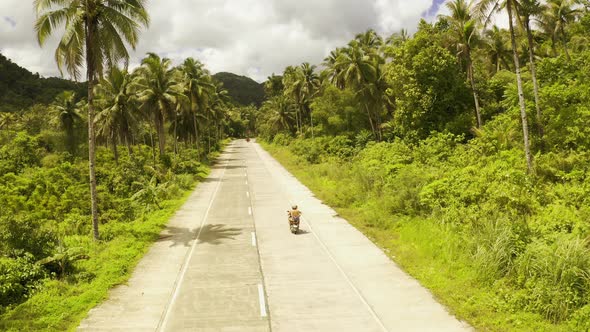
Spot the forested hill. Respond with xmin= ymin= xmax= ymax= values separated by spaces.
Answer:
xmin=0 ymin=53 xmax=86 ymax=113
xmin=212 ymin=72 xmax=265 ymax=107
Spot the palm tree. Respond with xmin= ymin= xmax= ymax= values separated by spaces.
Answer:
xmin=180 ymin=58 xmax=214 ymax=155
xmin=484 ymin=26 xmax=512 ymax=72
xmin=355 ymin=29 xmax=383 ymax=53
xmin=476 ymin=0 xmax=534 ymax=173
xmin=441 ymin=0 xmax=484 ymax=128
xmin=282 ymin=65 xmax=304 ymax=133
xmin=323 ymin=48 xmax=347 ymax=89
xmin=283 ymin=63 xmax=321 ymax=137
xmin=327 ymin=40 xmax=384 ymax=140
xmin=206 ymin=83 xmax=230 ymax=152
xmin=134 ymin=53 xmax=184 ymax=157
xmin=520 ymin=0 xmax=545 ymax=142
xmin=95 ymin=67 xmax=138 ymax=164
xmin=0 ymin=112 xmax=19 ymax=131
xmin=385 ymin=29 xmax=409 ymax=47
xmin=264 ymin=74 xmax=284 ymax=98
xmin=540 ymin=0 xmax=580 ymax=61
xmin=300 ymin=63 xmax=321 ymax=138
xmin=262 ymin=96 xmax=296 ymax=134
xmin=50 ymin=91 xmax=82 ymax=155
xmin=35 ymin=0 xmax=149 ymax=239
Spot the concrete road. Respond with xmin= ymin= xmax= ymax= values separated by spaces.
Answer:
xmin=79 ymin=140 xmax=471 ymax=332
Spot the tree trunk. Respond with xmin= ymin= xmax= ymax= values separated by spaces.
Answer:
xmin=207 ymin=111 xmax=211 ymax=154
xmin=310 ymin=107 xmax=314 ymax=139
xmin=508 ymin=2 xmax=533 ymax=173
xmin=363 ymin=103 xmax=377 ymax=140
xmin=125 ymin=134 xmax=133 ymax=156
xmin=294 ymin=106 xmax=300 ymax=135
xmin=155 ymin=112 xmax=166 ymax=156
xmin=193 ymin=113 xmax=200 ymax=158
xmin=466 ymin=49 xmax=483 ymax=128
xmin=173 ymin=111 xmax=178 ymax=156
xmin=86 ymin=23 xmax=99 ymax=240
xmin=150 ymin=130 xmax=156 ymax=165
xmin=111 ymin=135 xmax=119 ymax=166
xmin=525 ymin=19 xmax=544 ymax=146
xmin=560 ymin=25 xmax=571 ymax=62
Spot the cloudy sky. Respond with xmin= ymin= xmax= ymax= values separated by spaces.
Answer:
xmin=1 ymin=0 xmax=451 ymax=82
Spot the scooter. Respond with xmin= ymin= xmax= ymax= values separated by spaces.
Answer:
xmin=287 ymin=211 xmax=300 ymax=234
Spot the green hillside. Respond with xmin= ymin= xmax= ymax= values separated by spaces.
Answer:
xmin=213 ymin=72 xmax=265 ymax=107
xmin=0 ymin=53 xmax=87 ymax=113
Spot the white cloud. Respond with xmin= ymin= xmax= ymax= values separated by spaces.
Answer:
xmin=0 ymin=0 xmax=440 ymax=82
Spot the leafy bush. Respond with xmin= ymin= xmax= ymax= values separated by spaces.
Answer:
xmin=515 ymin=236 xmax=590 ymax=322
xmin=272 ymin=133 xmax=292 ymax=146
xmin=0 ymin=215 xmax=56 ymax=258
xmin=0 ymin=132 xmax=42 ymax=174
xmin=0 ymin=255 xmax=46 ymax=307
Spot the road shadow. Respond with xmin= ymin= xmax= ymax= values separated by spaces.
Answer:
xmin=295 ymin=229 xmax=310 ymax=235
xmin=211 ymin=165 xmax=245 ymax=170
xmin=157 ymin=224 xmax=242 ymax=247
xmin=202 ymin=177 xmax=223 ymax=183
xmin=198 ymin=224 xmax=242 ymax=245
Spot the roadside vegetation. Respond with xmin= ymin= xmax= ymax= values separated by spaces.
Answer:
xmin=0 ymin=1 xmax=254 ymax=330
xmin=256 ymin=1 xmax=590 ymax=331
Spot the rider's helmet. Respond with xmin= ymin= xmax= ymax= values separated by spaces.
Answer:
xmin=292 ymin=205 xmax=298 ymax=210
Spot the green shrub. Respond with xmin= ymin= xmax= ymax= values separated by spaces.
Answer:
xmin=0 ymin=132 xmax=42 ymax=174
xmin=568 ymin=305 xmax=590 ymax=331
xmin=515 ymin=236 xmax=590 ymax=322
xmin=0 ymin=215 xmax=56 ymax=258
xmin=0 ymin=255 xmax=47 ymax=307
xmin=471 ymin=220 xmax=520 ymax=282
xmin=272 ymin=133 xmax=292 ymax=146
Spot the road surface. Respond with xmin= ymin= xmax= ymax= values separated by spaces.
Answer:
xmin=78 ymin=140 xmax=471 ymax=332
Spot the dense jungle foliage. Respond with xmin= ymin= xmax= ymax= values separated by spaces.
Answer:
xmin=0 ymin=34 xmax=250 ymax=332
xmin=255 ymin=0 xmax=590 ymax=330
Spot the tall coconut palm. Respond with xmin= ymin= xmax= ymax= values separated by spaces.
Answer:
xmin=355 ymin=29 xmax=384 ymax=53
xmin=283 ymin=63 xmax=320 ymax=138
xmin=50 ymin=91 xmax=83 ymax=155
xmin=95 ymin=67 xmax=138 ymax=163
xmin=441 ymin=0 xmax=484 ymax=128
xmin=264 ymin=74 xmax=284 ymax=98
xmin=540 ymin=0 xmax=580 ymax=61
xmin=329 ymin=40 xmax=383 ymax=140
xmin=476 ymin=0 xmax=534 ymax=172
xmin=206 ymin=83 xmax=230 ymax=152
xmin=180 ymin=58 xmax=214 ymax=155
xmin=282 ymin=66 xmax=304 ymax=133
xmin=299 ymin=63 xmax=321 ymax=138
xmin=385 ymin=29 xmax=409 ymax=47
xmin=262 ymin=96 xmax=296 ymax=134
xmin=323 ymin=48 xmax=347 ymax=89
xmin=35 ymin=0 xmax=149 ymax=240
xmin=134 ymin=53 xmax=183 ymax=156
xmin=484 ymin=26 xmax=512 ymax=73
xmin=520 ymin=0 xmax=545 ymax=142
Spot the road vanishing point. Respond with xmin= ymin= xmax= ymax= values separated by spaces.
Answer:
xmin=78 ymin=140 xmax=472 ymax=332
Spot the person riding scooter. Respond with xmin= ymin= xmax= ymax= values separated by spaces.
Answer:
xmin=287 ymin=205 xmax=301 ymax=232
xmin=288 ymin=205 xmax=301 ymax=222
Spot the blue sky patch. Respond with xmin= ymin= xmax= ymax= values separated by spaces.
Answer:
xmin=424 ymin=0 xmax=446 ymax=17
